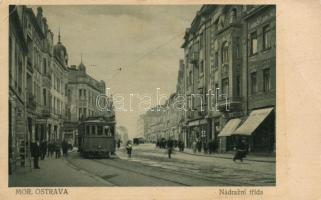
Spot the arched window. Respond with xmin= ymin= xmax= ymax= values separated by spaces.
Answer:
xmin=222 ymin=42 xmax=229 ymax=64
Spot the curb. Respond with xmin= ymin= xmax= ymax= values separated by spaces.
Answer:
xmin=173 ymin=150 xmax=276 ymax=163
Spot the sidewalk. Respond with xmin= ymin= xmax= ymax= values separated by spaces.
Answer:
xmin=178 ymin=148 xmax=276 ymax=163
xmin=134 ymin=143 xmax=275 ymax=163
xmin=9 ymin=155 xmax=112 ymax=187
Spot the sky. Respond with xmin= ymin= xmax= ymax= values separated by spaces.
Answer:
xmin=31 ymin=5 xmax=201 ymax=138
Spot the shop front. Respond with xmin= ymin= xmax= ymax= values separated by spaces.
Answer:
xmin=186 ymin=119 xmax=208 ymax=148
xmin=232 ymin=107 xmax=275 ymax=153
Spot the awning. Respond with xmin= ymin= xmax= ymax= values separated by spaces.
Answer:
xmin=218 ymin=118 xmax=242 ymax=137
xmin=232 ymin=107 xmax=274 ymax=136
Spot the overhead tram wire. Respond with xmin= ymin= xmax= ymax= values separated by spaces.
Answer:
xmin=106 ymin=31 xmax=185 ymax=82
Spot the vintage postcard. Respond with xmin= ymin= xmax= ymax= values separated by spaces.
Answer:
xmin=1 ymin=0 xmax=320 ymax=200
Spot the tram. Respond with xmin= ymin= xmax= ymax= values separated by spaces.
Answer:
xmin=78 ymin=117 xmax=116 ymax=158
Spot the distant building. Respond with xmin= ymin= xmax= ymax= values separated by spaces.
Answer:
xmin=117 ymin=126 xmax=129 ymax=144
xmin=64 ymin=60 xmax=112 ymax=146
xmin=136 ymin=114 xmax=145 ymax=138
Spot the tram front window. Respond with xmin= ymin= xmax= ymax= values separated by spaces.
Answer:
xmin=91 ymin=126 xmax=96 ymax=135
xmin=98 ymin=126 xmax=103 ymax=135
xmin=86 ymin=126 xmax=90 ymax=136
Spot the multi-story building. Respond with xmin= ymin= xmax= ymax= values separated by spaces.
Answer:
xmin=181 ymin=5 xmax=276 ymax=153
xmin=9 ymin=5 xmax=28 ymax=172
xmin=9 ymin=6 xmax=115 ymax=174
xmin=64 ymin=61 xmax=112 ymax=145
xmin=231 ymin=5 xmax=276 ymax=153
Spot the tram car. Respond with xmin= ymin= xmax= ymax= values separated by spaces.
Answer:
xmin=78 ymin=117 xmax=116 ymax=158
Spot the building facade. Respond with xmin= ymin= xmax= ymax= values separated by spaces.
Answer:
xmin=9 ymin=5 xmax=114 ymax=174
xmin=181 ymin=5 xmax=276 ymax=153
xmin=129 ymin=5 xmax=275 ymax=154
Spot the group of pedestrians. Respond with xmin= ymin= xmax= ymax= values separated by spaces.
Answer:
xmin=191 ymin=139 xmax=218 ymax=154
xmin=30 ymin=139 xmax=71 ymax=169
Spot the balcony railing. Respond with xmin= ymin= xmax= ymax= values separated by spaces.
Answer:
xmin=41 ymin=107 xmax=51 ymax=117
xmin=189 ymin=51 xmax=199 ymax=63
xmin=217 ymin=96 xmax=242 ymax=112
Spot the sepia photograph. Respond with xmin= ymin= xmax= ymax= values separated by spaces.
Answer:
xmin=8 ymin=4 xmax=276 ymax=187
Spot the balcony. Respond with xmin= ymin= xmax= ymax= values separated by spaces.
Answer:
xmin=189 ymin=51 xmax=199 ymax=63
xmin=216 ymin=96 xmax=242 ymax=112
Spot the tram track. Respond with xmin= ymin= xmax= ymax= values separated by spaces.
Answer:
xmin=66 ymin=152 xmax=266 ymax=186
xmin=90 ymin=156 xmax=253 ymax=186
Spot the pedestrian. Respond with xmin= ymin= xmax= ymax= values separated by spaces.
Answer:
xmin=167 ymin=138 xmax=174 ymax=159
xmin=233 ymin=138 xmax=249 ymax=162
xmin=126 ymin=140 xmax=133 ymax=158
xmin=197 ymin=140 xmax=202 ymax=152
xmin=31 ymin=140 xmax=40 ymax=169
xmin=117 ymin=139 xmax=121 ymax=149
xmin=48 ymin=140 xmax=54 ymax=158
xmin=192 ymin=140 xmax=197 ymax=153
xmin=40 ymin=140 xmax=47 ymax=160
xmin=55 ymin=141 xmax=61 ymax=159
xmin=62 ymin=139 xmax=68 ymax=157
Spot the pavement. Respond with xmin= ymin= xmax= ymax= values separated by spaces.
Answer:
xmin=9 ymin=153 xmax=113 ymax=187
xmin=133 ymin=143 xmax=276 ymax=163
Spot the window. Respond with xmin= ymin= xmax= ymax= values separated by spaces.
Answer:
xmin=43 ymin=58 xmax=47 ymax=75
xmin=200 ymin=60 xmax=204 ymax=75
xmin=189 ymin=71 xmax=192 ymax=86
xmin=43 ymin=89 xmax=47 ymax=106
xmin=9 ymin=37 xmax=12 ymax=79
xmin=79 ymin=89 xmax=82 ymax=98
xmin=222 ymin=64 xmax=228 ymax=74
xmin=263 ymin=68 xmax=271 ymax=92
xmin=200 ymin=32 xmax=204 ymax=49
xmin=84 ymin=89 xmax=87 ymax=99
xmin=263 ymin=25 xmax=271 ymax=50
xmin=250 ymin=32 xmax=258 ymax=55
xmin=236 ymin=37 xmax=241 ymax=59
xmin=97 ymin=126 xmax=103 ymax=135
xmin=18 ymin=62 xmax=22 ymax=93
xmin=222 ymin=78 xmax=229 ymax=96
xmin=214 ymin=52 xmax=219 ymax=68
xmin=236 ymin=75 xmax=241 ymax=97
xmin=83 ymin=108 xmax=87 ymax=118
xmin=78 ymin=107 xmax=82 ymax=119
xmin=250 ymin=72 xmax=257 ymax=94
xmin=222 ymin=42 xmax=229 ymax=64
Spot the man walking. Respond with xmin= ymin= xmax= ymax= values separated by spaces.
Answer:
xmin=31 ymin=140 xmax=40 ymax=169
xmin=167 ymin=138 xmax=174 ymax=159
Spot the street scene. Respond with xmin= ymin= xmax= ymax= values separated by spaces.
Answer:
xmin=9 ymin=5 xmax=276 ymax=186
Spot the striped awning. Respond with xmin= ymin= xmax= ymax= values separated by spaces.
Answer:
xmin=218 ymin=118 xmax=242 ymax=137
xmin=232 ymin=107 xmax=274 ymax=136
